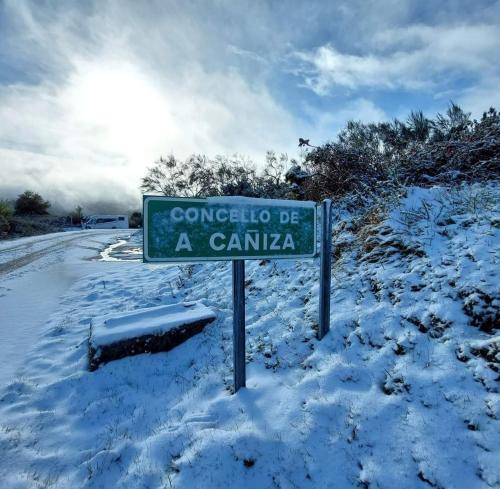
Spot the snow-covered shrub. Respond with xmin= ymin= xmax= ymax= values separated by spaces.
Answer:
xmin=382 ymin=370 xmax=410 ymax=395
xmin=8 ymin=215 xmax=64 ymax=237
xmin=295 ymin=103 xmax=499 ymax=202
xmin=301 ymin=121 xmax=391 ymax=201
xmin=140 ymin=104 xmax=498 ymax=204
xmin=406 ymin=107 xmax=500 ymax=184
xmin=141 ymin=151 xmax=292 ymax=199
xmin=456 ymin=337 xmax=499 ymax=384
xmin=459 ymin=288 xmax=499 ymax=334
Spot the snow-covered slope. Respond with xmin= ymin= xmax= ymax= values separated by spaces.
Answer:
xmin=0 ymin=184 xmax=498 ymax=488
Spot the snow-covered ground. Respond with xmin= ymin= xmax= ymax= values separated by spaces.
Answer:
xmin=0 ymin=230 xmax=133 ymax=388
xmin=0 ymin=185 xmax=498 ymax=488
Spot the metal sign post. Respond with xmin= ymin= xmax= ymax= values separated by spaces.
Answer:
xmin=319 ymin=199 xmax=332 ymax=340
xmin=232 ymin=259 xmax=246 ymax=392
xmin=143 ymin=195 xmax=317 ymax=393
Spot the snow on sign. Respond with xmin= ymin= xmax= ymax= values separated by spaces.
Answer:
xmin=143 ymin=196 xmax=317 ymax=262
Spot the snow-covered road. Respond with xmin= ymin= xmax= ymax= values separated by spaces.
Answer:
xmin=0 ymin=230 xmax=134 ymax=388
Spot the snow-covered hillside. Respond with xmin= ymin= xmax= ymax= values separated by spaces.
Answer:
xmin=0 ymin=184 xmax=498 ymax=488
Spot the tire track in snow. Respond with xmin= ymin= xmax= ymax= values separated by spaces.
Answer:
xmin=0 ymin=231 xmax=132 ymax=388
xmin=0 ymin=232 xmax=118 ymax=276
xmin=0 ymin=240 xmax=70 ymax=275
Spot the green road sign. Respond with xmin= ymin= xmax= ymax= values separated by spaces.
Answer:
xmin=143 ymin=196 xmax=317 ymax=262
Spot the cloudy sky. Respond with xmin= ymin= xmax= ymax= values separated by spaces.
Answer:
xmin=1 ymin=0 xmax=499 ymax=211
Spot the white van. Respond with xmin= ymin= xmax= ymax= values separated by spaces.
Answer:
xmin=83 ymin=215 xmax=129 ymax=229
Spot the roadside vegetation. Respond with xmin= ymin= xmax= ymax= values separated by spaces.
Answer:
xmin=0 ymin=191 xmax=64 ymax=239
xmin=129 ymin=211 xmax=143 ymax=229
xmin=0 ymin=191 xmax=142 ymax=238
xmin=14 ymin=190 xmax=51 ymax=215
xmin=0 ymin=199 xmax=13 ymax=236
xmin=1 ymin=192 xmax=85 ymax=239
xmin=142 ymin=103 xmax=499 ymax=205
xmin=141 ymin=151 xmax=291 ymax=199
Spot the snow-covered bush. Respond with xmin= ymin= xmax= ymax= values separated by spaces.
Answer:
xmin=140 ymin=103 xmax=499 ymax=204
xmin=141 ymin=151 xmax=292 ymax=198
xmin=301 ymin=120 xmax=391 ymax=201
xmin=406 ymin=107 xmax=500 ymax=184
xmin=298 ymin=103 xmax=499 ymax=201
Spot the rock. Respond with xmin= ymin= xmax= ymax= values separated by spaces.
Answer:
xmin=88 ymin=302 xmax=216 ymax=371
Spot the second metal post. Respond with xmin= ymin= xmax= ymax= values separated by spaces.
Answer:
xmin=319 ymin=199 xmax=332 ymax=340
xmin=232 ymin=259 xmax=246 ymax=392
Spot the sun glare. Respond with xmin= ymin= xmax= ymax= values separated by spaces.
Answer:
xmin=63 ymin=61 xmax=177 ymax=164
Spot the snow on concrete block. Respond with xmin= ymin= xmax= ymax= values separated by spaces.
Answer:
xmin=88 ymin=301 xmax=216 ymax=371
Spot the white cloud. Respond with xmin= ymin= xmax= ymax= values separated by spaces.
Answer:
xmin=0 ymin=59 xmax=303 ymax=207
xmin=295 ymin=23 xmax=500 ymax=95
xmin=0 ymin=1 xmax=305 ymax=209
